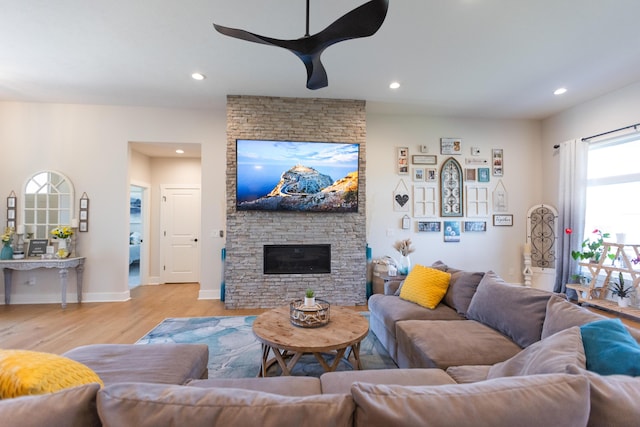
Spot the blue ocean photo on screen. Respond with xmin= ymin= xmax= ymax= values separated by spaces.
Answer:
xmin=236 ymin=139 xmax=360 ymax=212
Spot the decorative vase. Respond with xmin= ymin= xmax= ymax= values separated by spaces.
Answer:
xmin=618 ymin=297 xmax=630 ymax=308
xmin=1 ymin=243 xmax=13 ymax=260
xmin=304 ymin=296 xmax=316 ymax=307
xmin=398 ymin=255 xmax=411 ymax=276
xmin=56 ymin=238 xmax=70 ymax=258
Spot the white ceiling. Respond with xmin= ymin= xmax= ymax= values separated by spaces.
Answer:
xmin=3 ymin=0 xmax=640 ymax=121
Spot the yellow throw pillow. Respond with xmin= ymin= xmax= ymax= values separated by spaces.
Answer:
xmin=0 ymin=349 xmax=103 ymax=398
xmin=399 ymin=264 xmax=451 ymax=309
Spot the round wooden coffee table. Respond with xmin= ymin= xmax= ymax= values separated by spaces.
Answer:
xmin=252 ymin=305 xmax=369 ymax=376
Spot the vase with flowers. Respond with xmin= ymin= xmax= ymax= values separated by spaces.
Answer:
xmin=393 ymin=238 xmax=415 ymax=275
xmin=1 ymin=227 xmax=14 ymax=260
xmin=51 ymin=226 xmax=74 ymax=258
xmin=565 ymin=228 xmax=615 ymax=263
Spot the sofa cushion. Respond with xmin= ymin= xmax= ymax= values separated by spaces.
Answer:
xmin=568 ymin=365 xmax=640 ymax=427
xmin=580 ymin=318 xmax=640 ymax=376
xmin=186 ymin=377 xmax=321 ymax=396
xmin=395 ymin=320 xmax=521 ymax=369
xmin=350 ymin=374 xmax=590 ymax=427
xmin=466 ymin=271 xmax=551 ymax=348
xmin=487 ymin=326 xmax=586 ymax=379
xmin=0 ymin=349 xmax=103 ymax=398
xmin=320 ymin=368 xmax=455 ymax=395
xmin=98 ymin=382 xmax=355 ymax=427
xmin=541 ymin=294 xmax=606 ymax=339
xmin=63 ymin=343 xmax=209 ymax=385
xmin=0 ymin=383 xmax=101 ymax=427
xmin=442 ymin=270 xmax=485 ymax=316
xmin=445 ymin=365 xmax=491 ymax=384
xmin=399 ymin=265 xmax=451 ymax=309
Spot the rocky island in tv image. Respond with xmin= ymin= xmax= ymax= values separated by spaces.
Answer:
xmin=236 ymin=140 xmax=359 ymax=212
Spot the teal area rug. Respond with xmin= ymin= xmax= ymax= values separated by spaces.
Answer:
xmin=136 ymin=313 xmax=396 ymax=378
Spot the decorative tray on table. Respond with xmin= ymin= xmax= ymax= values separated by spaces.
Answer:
xmin=289 ymin=298 xmax=331 ymax=328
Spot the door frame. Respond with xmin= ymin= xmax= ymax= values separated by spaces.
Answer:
xmin=159 ymin=184 xmax=201 ymax=284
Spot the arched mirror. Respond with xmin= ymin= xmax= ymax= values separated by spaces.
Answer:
xmin=23 ymin=171 xmax=75 ymax=239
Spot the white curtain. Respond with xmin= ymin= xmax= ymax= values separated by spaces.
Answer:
xmin=555 ymin=139 xmax=589 ymax=294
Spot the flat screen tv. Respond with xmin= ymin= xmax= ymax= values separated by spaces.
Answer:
xmin=236 ymin=139 xmax=359 ymax=212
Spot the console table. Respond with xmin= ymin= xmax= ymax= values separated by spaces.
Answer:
xmin=0 ymin=257 xmax=86 ymax=308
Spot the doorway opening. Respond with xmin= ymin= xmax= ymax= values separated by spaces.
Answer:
xmin=129 ymin=185 xmax=145 ymax=289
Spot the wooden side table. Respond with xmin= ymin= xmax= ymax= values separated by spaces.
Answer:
xmin=252 ymin=305 xmax=369 ymax=376
xmin=0 ymin=257 xmax=86 ymax=308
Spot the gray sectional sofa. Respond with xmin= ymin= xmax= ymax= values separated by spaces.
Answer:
xmin=3 ymin=262 xmax=640 ymax=426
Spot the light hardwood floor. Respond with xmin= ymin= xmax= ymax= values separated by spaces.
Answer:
xmin=1 ymin=283 xmax=637 ymax=355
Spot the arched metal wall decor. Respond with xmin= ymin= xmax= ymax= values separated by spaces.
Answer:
xmin=440 ymin=157 xmax=463 ymax=217
xmin=527 ymin=204 xmax=558 ymax=269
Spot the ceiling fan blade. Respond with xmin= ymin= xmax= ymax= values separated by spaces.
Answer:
xmin=213 ymin=0 xmax=389 ymax=90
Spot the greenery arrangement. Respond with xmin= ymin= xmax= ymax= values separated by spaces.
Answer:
xmin=609 ymin=272 xmax=634 ymax=299
xmin=305 ymin=288 xmax=315 ymax=298
xmin=565 ymin=228 xmax=615 ymax=262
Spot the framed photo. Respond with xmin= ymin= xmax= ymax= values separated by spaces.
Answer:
xmin=412 ymin=154 xmax=437 ymax=165
xmin=492 ymin=148 xmax=504 ymax=177
xmin=7 ymin=196 xmax=16 ymax=208
xmin=425 ymin=168 xmax=437 ymax=182
xmin=418 ymin=221 xmax=441 ymax=232
xmin=464 ymin=221 xmax=487 ymax=232
xmin=7 ymin=220 xmax=15 ymax=229
xmin=80 ymin=198 xmax=89 ymax=209
xmin=27 ymin=239 xmax=49 ymax=257
xmin=440 ymin=138 xmax=462 ymax=155
xmin=443 ymin=221 xmax=461 ymax=242
xmin=397 ymin=147 xmax=409 ymax=174
xmin=80 ymin=210 xmax=88 ymax=220
xmin=493 ymin=214 xmax=513 ymax=227
xmin=478 ymin=168 xmax=490 ymax=183
xmin=79 ymin=221 xmax=88 ymax=232
xmin=412 ymin=168 xmax=425 ymax=182
xmin=465 ymin=168 xmax=476 ymax=182
xmin=7 ymin=209 xmax=15 ymax=219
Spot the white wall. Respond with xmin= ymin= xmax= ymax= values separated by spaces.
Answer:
xmin=366 ymin=113 xmax=542 ymax=282
xmin=0 ymin=99 xmax=545 ymax=305
xmin=0 ymin=102 xmax=225 ymax=304
xmin=541 ymin=81 xmax=640 ymax=207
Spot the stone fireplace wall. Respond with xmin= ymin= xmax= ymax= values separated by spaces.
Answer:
xmin=225 ymin=95 xmax=367 ymax=309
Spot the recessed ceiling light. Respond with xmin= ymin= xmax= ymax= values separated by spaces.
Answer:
xmin=389 ymin=82 xmax=401 ymax=89
xmin=191 ymin=73 xmax=206 ymax=81
xmin=176 ymin=149 xmax=185 ymax=154
xmin=554 ymin=87 xmax=567 ymax=95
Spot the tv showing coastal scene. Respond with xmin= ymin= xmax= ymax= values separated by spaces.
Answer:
xmin=236 ymin=139 xmax=359 ymax=212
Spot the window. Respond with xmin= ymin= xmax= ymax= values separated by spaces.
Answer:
xmin=585 ymin=135 xmax=640 ymax=243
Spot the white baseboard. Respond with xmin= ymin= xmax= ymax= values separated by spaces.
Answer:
xmin=199 ymin=288 xmax=221 ymax=300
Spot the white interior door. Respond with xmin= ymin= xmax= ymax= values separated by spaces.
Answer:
xmin=161 ymin=186 xmax=201 ymax=283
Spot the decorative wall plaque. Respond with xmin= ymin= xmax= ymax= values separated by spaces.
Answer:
xmin=440 ymin=157 xmax=463 ymax=217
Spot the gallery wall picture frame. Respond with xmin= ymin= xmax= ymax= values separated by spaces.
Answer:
xmin=402 ymin=215 xmax=411 ymax=230
xmin=492 ymin=180 xmax=508 ymax=212
xmin=478 ymin=168 xmax=490 ymax=183
xmin=425 ymin=168 xmax=437 ymax=182
xmin=440 ymin=157 xmax=463 ymax=217
xmin=464 ymin=221 xmax=487 ymax=232
xmin=412 ymin=154 xmax=437 ymax=165
xmin=466 ymin=186 xmax=489 ymax=217
xmin=397 ymin=147 xmax=409 ymax=174
xmin=418 ymin=221 xmax=441 ymax=232
xmin=413 ymin=185 xmax=437 ymax=218
xmin=493 ymin=214 xmax=513 ymax=227
xmin=412 ymin=168 xmax=425 ymax=182
xmin=393 ymin=179 xmax=410 ymax=212
xmin=440 ymin=138 xmax=462 ymax=155
xmin=492 ymin=148 xmax=504 ymax=177
xmin=465 ymin=168 xmax=476 ymax=182
xmin=79 ymin=192 xmax=89 ymax=232
xmin=6 ymin=191 xmax=16 ymax=230
xmin=443 ymin=220 xmax=461 ymax=242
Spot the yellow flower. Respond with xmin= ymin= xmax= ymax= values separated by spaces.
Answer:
xmin=51 ymin=226 xmax=73 ymax=239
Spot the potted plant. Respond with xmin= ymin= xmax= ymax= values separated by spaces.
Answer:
xmin=304 ymin=288 xmax=315 ymax=307
xmin=609 ymin=272 xmax=634 ymax=308
xmin=565 ymin=228 xmax=615 ymax=263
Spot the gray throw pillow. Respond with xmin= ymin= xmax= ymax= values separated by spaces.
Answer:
xmin=540 ymin=294 xmax=606 ymax=339
xmin=442 ymin=270 xmax=485 ymax=316
xmin=487 ymin=326 xmax=586 ymax=379
xmin=466 ymin=271 xmax=551 ymax=348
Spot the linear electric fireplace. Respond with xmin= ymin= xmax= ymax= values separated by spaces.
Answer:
xmin=263 ymin=244 xmax=331 ymax=274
